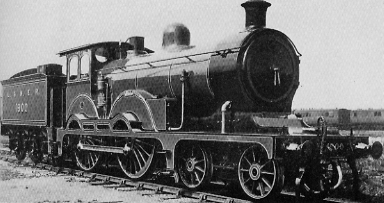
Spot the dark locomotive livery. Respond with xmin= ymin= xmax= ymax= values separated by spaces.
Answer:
xmin=1 ymin=1 xmax=382 ymax=201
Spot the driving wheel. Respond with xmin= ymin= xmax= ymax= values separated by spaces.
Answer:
xmin=75 ymin=137 xmax=101 ymax=171
xmin=117 ymin=138 xmax=156 ymax=180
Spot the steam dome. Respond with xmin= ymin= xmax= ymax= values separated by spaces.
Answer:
xmin=162 ymin=23 xmax=193 ymax=52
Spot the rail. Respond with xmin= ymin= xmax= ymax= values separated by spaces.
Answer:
xmin=0 ymin=148 xmax=361 ymax=203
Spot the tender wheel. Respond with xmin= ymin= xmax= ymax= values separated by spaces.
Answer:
xmin=49 ymin=155 xmax=64 ymax=167
xmin=177 ymin=144 xmax=212 ymax=189
xmin=7 ymin=129 xmax=16 ymax=151
xmin=238 ymin=144 xmax=283 ymax=200
xmin=117 ymin=138 xmax=156 ymax=180
xmin=29 ymin=132 xmax=44 ymax=163
xmin=75 ymin=137 xmax=101 ymax=171
xmin=14 ymin=132 xmax=27 ymax=161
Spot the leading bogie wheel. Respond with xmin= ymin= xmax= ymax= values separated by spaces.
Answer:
xmin=75 ymin=137 xmax=101 ymax=171
xmin=177 ymin=144 xmax=212 ymax=189
xmin=300 ymin=159 xmax=341 ymax=200
xmin=117 ymin=138 xmax=156 ymax=180
xmin=238 ymin=144 xmax=283 ymax=200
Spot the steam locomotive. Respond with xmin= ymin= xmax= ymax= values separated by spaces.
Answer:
xmin=1 ymin=0 xmax=382 ymax=201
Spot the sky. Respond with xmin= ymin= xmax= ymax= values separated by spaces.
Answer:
xmin=0 ymin=0 xmax=383 ymax=110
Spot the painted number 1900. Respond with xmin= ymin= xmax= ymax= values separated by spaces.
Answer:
xmin=16 ymin=103 xmax=28 ymax=113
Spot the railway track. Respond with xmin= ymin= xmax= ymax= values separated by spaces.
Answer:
xmin=0 ymin=148 xmax=365 ymax=203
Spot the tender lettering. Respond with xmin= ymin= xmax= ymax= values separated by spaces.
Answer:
xmin=15 ymin=103 xmax=28 ymax=113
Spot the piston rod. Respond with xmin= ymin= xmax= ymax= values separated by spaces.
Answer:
xmin=77 ymin=142 xmax=125 ymax=154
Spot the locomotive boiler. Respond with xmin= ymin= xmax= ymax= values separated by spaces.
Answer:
xmin=1 ymin=0 xmax=382 ymax=201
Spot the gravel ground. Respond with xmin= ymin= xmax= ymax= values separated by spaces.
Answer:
xmin=0 ymin=158 xmax=194 ymax=203
xmin=1 ymin=135 xmax=384 ymax=202
xmin=0 ymin=135 xmax=195 ymax=203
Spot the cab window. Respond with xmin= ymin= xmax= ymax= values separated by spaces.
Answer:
xmin=69 ymin=55 xmax=79 ymax=81
xmin=80 ymin=54 xmax=90 ymax=78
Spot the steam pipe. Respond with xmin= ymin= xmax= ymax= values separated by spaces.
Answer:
xmin=317 ymin=116 xmax=327 ymax=155
xmin=221 ymin=101 xmax=232 ymax=133
xmin=169 ymin=70 xmax=188 ymax=131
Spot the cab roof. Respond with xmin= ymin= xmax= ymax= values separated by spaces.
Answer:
xmin=57 ymin=41 xmax=154 ymax=57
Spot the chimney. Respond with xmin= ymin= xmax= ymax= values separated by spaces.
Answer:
xmin=241 ymin=0 xmax=271 ymax=29
xmin=128 ymin=36 xmax=145 ymax=55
